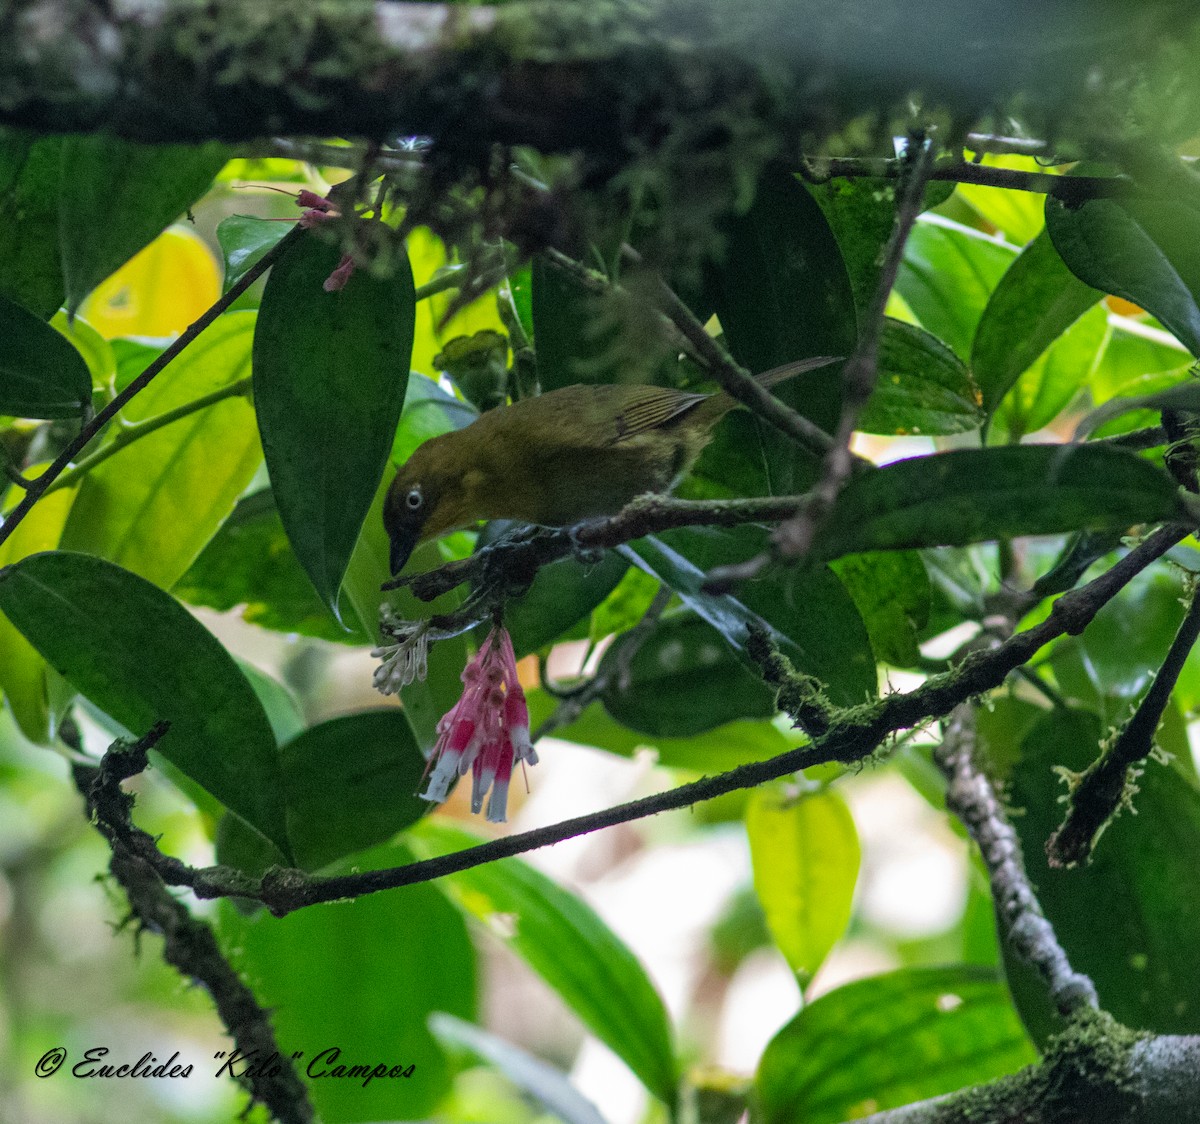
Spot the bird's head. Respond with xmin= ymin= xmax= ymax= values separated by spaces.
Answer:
xmin=383 ymin=437 xmax=474 ymax=575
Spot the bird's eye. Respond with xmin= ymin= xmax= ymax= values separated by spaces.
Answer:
xmin=405 ymin=487 xmax=423 ymax=511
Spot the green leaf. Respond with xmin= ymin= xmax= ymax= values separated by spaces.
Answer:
xmin=590 ymin=565 xmax=662 ymax=643
xmin=501 ymin=544 xmax=628 ymax=657
xmin=0 ymin=552 xmax=288 ymax=854
xmin=1001 ymin=708 xmax=1200 ymax=1044
xmin=280 ymin=709 xmax=428 ymax=871
xmin=806 ymin=176 xmax=955 ymax=316
xmin=862 ymin=319 xmax=982 ymax=435
xmin=1046 ymin=184 xmax=1200 ymax=356
xmin=238 ymin=661 xmax=305 ymax=745
xmin=972 ymin=229 xmax=1104 ymax=414
xmin=831 ymin=551 xmax=931 ymax=666
xmin=254 ymin=231 xmax=416 ymax=619
xmin=414 ymin=820 xmax=678 ymax=1109
xmin=993 ymin=302 xmax=1109 ymax=440
xmin=216 ymin=214 xmax=291 ymax=293
xmin=626 ymin=527 xmax=877 ymax=706
xmin=50 ymin=311 xmax=115 ymax=389
xmin=756 ymin=966 xmax=1034 ymax=1124
xmin=746 ymin=787 xmax=860 ymax=983
xmin=175 ymin=490 xmax=370 ymax=646
xmin=58 ymin=310 xmax=261 ymax=589
xmin=58 ymin=137 xmax=229 ymax=315
xmin=957 ymin=156 xmax=1049 ymax=245
xmin=220 ymin=844 xmax=475 ymax=1122
xmin=706 ymin=163 xmax=857 ymax=437
xmin=526 ymin=688 xmax=793 ymax=771
xmin=0 ymin=131 xmax=64 ymax=317
xmin=0 ymin=479 xmax=76 ymax=743
xmin=600 ymin=612 xmax=777 ymax=735
xmin=600 ymin=614 xmax=777 ymax=738
xmin=0 ymin=295 xmax=91 ymax=418
xmin=814 ymin=445 xmax=1186 ymax=560
xmin=897 ymin=215 xmax=1017 ymax=360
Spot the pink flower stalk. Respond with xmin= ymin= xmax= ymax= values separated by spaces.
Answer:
xmin=421 ymin=625 xmax=538 ymax=823
xmin=322 ymin=252 xmax=357 ymax=292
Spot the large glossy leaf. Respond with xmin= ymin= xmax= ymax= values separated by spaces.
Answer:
xmin=0 ymin=132 xmax=64 ymax=317
xmin=830 ymin=550 xmax=930 ymax=667
xmin=756 ymin=966 xmax=1035 ymax=1124
xmin=746 ymin=787 xmax=859 ymax=984
xmin=280 ymin=709 xmax=428 ymax=871
xmin=1047 ymin=182 xmax=1200 ymax=356
xmin=58 ymin=311 xmax=261 ymax=589
xmin=626 ymin=526 xmax=877 ymax=707
xmin=415 ymin=821 xmax=678 ymax=1109
xmin=972 ymin=229 xmax=1104 ymax=414
xmin=896 ymin=215 xmax=1017 ymax=360
xmin=706 ymin=163 xmax=857 ymax=437
xmin=58 ymin=137 xmax=228 ymax=316
xmin=998 ymin=708 xmax=1200 ymax=1045
xmin=254 ymin=231 xmax=415 ymax=619
xmin=526 ymin=688 xmax=793 ymax=772
xmin=813 ymin=445 xmax=1185 ymax=560
xmin=0 ymin=476 xmax=76 ymax=743
xmin=600 ymin=612 xmax=777 ymax=735
xmin=0 ymin=552 xmax=288 ymax=854
xmin=0 ymin=294 xmax=91 ymax=418
xmin=220 ymin=844 xmax=475 ymax=1122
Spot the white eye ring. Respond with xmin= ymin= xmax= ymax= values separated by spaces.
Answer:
xmin=405 ymin=487 xmax=423 ymax=511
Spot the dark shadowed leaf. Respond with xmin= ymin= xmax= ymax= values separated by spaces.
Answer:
xmin=220 ymin=843 xmax=475 ymax=1121
xmin=253 ymin=231 xmax=415 ymax=619
xmin=972 ymin=228 xmax=1104 ymax=414
xmin=280 ymin=709 xmax=428 ymax=871
xmin=0 ymin=552 xmax=288 ymax=855
xmin=0 ymin=295 xmax=91 ymax=417
xmin=757 ymin=966 xmax=1034 ymax=1124
xmin=1047 ymin=181 xmax=1200 ymax=356
xmin=600 ymin=612 xmax=778 ymax=735
xmin=999 ymin=708 xmax=1200 ymax=1045
xmin=625 ymin=526 xmax=877 ymax=706
xmin=217 ymin=214 xmax=292 ymax=292
xmin=0 ymin=132 xmax=64 ymax=317
xmin=58 ymin=137 xmax=229 ymax=315
xmin=415 ymin=821 xmax=678 ymax=1110
xmin=863 ymin=319 xmax=982 ymax=434
xmin=706 ymin=163 xmax=857 ymax=437
xmin=814 ymin=445 xmax=1185 ymax=560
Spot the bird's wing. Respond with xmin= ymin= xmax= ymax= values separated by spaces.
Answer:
xmin=609 ymin=387 xmax=710 ymax=443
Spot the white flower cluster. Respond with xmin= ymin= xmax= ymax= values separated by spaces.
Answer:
xmin=371 ymin=606 xmax=430 ymax=694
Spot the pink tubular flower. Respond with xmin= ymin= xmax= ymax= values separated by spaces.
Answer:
xmin=421 ymin=625 xmax=539 ymax=823
xmin=296 ymin=189 xmax=338 ymax=228
xmin=322 ymin=252 xmax=357 ymax=292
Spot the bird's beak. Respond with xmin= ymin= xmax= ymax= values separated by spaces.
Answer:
xmin=389 ymin=525 xmax=420 ymax=577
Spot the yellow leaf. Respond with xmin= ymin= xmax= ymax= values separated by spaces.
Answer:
xmin=78 ymin=224 xmax=221 ymax=339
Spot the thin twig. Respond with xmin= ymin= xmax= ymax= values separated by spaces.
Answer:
xmin=709 ymin=136 xmax=936 ymax=588
xmin=1047 ymin=579 xmax=1200 ymax=867
xmin=0 ymin=226 xmax=304 ymax=552
xmin=936 ymin=706 xmax=1099 ymax=1017
xmin=99 ymin=523 xmax=1187 ymax=917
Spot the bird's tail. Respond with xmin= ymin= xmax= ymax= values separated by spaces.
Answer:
xmin=754 ymin=355 xmax=842 ymax=391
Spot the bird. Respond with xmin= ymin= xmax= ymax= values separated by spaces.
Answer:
xmin=383 ymin=355 xmax=840 ymax=575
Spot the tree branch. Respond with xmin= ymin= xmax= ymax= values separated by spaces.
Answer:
xmin=90 ymin=522 xmax=1187 ymax=918
xmin=937 ymin=706 xmax=1098 ymax=1017
xmin=73 ymin=725 xmax=314 ymax=1124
